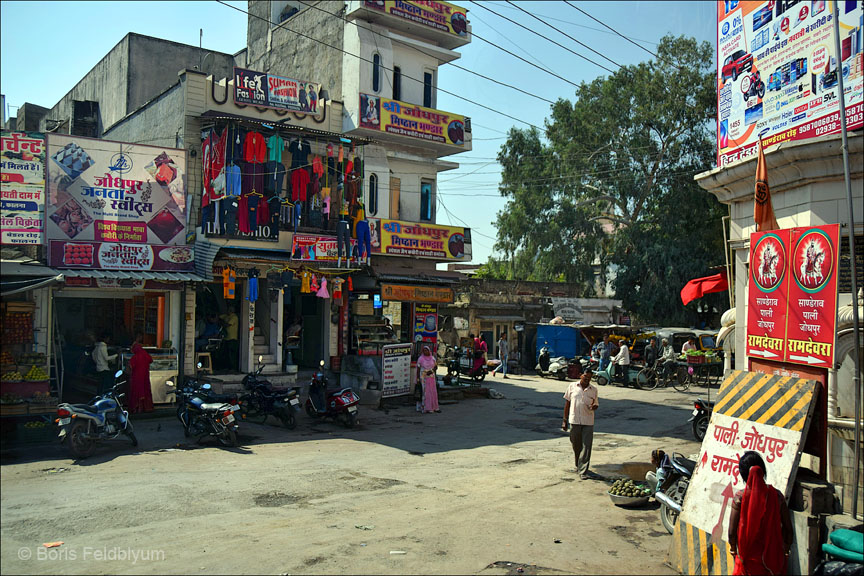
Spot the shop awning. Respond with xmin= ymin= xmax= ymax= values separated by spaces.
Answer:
xmin=0 ymin=259 xmax=65 ymax=296
xmin=217 ymin=248 xmax=292 ymax=263
xmin=60 ymin=270 xmax=204 ymax=281
xmin=194 ymin=234 xmax=292 ymax=281
xmin=476 ymin=315 xmax=526 ymax=322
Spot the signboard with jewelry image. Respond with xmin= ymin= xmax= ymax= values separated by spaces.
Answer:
xmin=1 ymin=131 xmax=46 ymax=245
xmin=45 ymin=134 xmax=191 ymax=270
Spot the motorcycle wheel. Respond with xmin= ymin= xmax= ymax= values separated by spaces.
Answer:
xmin=447 ymin=364 xmax=459 ymax=378
xmin=692 ymin=414 xmax=709 ymax=441
xmin=660 ymin=479 xmax=689 ymax=534
xmin=472 ymin=371 xmax=486 ymax=382
xmin=596 ymin=375 xmax=609 ymax=386
xmin=217 ymin=428 xmax=239 ymax=448
xmin=124 ymin=423 xmax=138 ymax=447
xmin=279 ymin=409 xmax=297 ymax=430
xmin=67 ymin=420 xmax=95 ymax=459
xmin=341 ymin=411 xmax=357 ymax=428
xmin=305 ymin=403 xmax=318 ymax=419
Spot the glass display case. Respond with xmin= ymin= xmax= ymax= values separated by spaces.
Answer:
xmin=120 ymin=347 xmax=178 ymax=404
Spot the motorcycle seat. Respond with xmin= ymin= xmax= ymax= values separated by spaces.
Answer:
xmin=198 ymin=402 xmax=231 ymax=412
xmin=70 ymin=404 xmax=101 ymax=414
xmin=672 ymin=455 xmax=696 ymax=475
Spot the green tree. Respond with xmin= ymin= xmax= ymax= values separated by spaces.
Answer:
xmin=492 ymin=35 xmax=726 ymax=324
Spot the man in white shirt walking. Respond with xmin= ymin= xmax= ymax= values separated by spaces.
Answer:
xmin=491 ymin=333 xmax=509 ymax=379
xmin=93 ymin=331 xmax=118 ymax=394
xmin=562 ymin=368 xmax=599 ymax=479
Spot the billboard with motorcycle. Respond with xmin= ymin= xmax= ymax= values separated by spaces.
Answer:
xmin=716 ymin=0 xmax=864 ymax=167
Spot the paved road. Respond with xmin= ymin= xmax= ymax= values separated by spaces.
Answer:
xmin=0 ymin=372 xmax=707 ymax=575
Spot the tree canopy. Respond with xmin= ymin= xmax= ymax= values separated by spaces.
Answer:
xmin=480 ymin=35 xmax=727 ymax=325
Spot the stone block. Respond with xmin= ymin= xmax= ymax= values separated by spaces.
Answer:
xmin=790 ymin=472 xmax=838 ymax=515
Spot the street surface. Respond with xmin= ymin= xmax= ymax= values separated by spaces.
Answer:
xmin=1 ymin=372 xmax=705 ymax=575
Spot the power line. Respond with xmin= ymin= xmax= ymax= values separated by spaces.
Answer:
xmin=470 ymin=1 xmax=616 ymax=75
xmin=469 ymin=10 xmax=560 ymax=82
xmin=564 ymin=1 xmax=660 ymax=60
xmin=470 ymin=35 xmax=581 ymax=88
xmin=215 ymin=1 xmax=543 ymax=129
xmin=504 ymin=0 xmax=622 ymax=69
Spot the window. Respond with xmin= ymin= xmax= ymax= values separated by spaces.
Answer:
xmin=423 ymin=71 xmax=434 ymax=107
xmin=420 ymin=181 xmax=433 ymax=221
xmin=373 ymin=53 xmax=381 ymax=92
xmin=393 ymin=66 xmax=401 ymax=101
xmin=369 ymin=174 xmax=379 ymax=216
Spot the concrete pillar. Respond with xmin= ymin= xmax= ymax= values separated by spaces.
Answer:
xmin=241 ymin=287 xmax=252 ymax=373
xmin=182 ymin=286 xmax=196 ymax=376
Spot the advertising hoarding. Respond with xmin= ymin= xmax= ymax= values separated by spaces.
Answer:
xmin=368 ymin=217 xmax=471 ymax=260
xmin=1 ymin=131 xmax=45 ymax=245
xmin=291 ymin=233 xmax=358 ymax=261
xmin=359 ymin=94 xmax=470 ymax=147
xmin=233 ymin=67 xmax=322 ymax=115
xmin=363 ymin=0 xmax=469 ymax=37
xmin=716 ymin=0 xmax=864 ymax=166
xmin=46 ymin=134 xmax=190 ymax=269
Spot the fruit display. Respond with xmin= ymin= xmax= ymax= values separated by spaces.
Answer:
xmin=609 ymin=479 xmax=652 ymax=498
xmin=2 ymin=312 xmax=33 ymax=343
xmin=1 ymin=350 xmax=15 ymax=365
xmin=1 ymin=393 xmax=23 ymax=404
xmin=24 ymin=420 xmax=48 ymax=429
xmin=2 ymin=371 xmax=23 ymax=382
xmin=24 ymin=365 xmax=49 ymax=382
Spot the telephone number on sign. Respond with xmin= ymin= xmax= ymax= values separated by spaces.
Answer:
xmin=814 ymin=121 xmax=838 ymax=136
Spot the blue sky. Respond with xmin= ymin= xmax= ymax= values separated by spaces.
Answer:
xmin=0 ymin=1 xmax=717 ymax=264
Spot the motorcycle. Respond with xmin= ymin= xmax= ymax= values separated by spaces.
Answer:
xmin=742 ymin=71 xmax=766 ymax=101
xmin=305 ymin=360 xmax=360 ymax=428
xmin=689 ymin=398 xmax=713 ymax=441
xmin=240 ymin=355 xmax=301 ymax=429
xmin=166 ymin=378 xmax=240 ymax=447
xmin=535 ymin=345 xmax=568 ymax=380
xmin=594 ymin=361 xmax=645 ymax=389
xmin=445 ymin=345 xmax=487 ymax=382
xmin=654 ymin=453 xmax=696 ymax=534
xmin=56 ymin=369 xmax=137 ymax=459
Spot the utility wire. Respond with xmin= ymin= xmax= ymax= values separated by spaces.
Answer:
xmin=471 ymin=35 xmax=581 ymax=88
xmin=564 ymin=1 xmax=660 ymax=60
xmin=469 ymin=10 xmax=560 ymax=82
xmin=215 ymin=1 xmax=543 ymax=129
xmin=297 ymin=0 xmax=555 ymax=105
xmin=504 ymin=0 xmax=622 ymax=69
xmin=470 ymin=1 xmax=616 ymax=75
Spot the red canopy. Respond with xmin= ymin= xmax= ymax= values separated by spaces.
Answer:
xmin=680 ymin=273 xmax=729 ymax=306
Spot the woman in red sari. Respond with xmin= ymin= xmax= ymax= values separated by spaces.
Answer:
xmin=128 ymin=342 xmax=154 ymax=413
xmin=728 ymin=451 xmax=793 ymax=575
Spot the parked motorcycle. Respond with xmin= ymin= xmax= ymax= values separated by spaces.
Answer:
xmin=166 ymin=379 xmax=240 ymax=447
xmin=593 ymin=362 xmax=645 ymax=389
xmin=240 ymin=355 xmax=301 ymax=429
xmin=689 ymin=398 xmax=713 ymax=441
xmin=56 ymin=369 xmax=137 ymax=458
xmin=445 ymin=345 xmax=487 ymax=382
xmin=535 ymin=345 xmax=568 ymax=380
xmin=654 ymin=453 xmax=696 ymax=534
xmin=305 ymin=360 xmax=360 ymax=428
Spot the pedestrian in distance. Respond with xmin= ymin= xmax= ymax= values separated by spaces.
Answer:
xmin=728 ymin=451 xmax=793 ymax=576
xmin=491 ymin=332 xmax=509 ymax=379
xmin=128 ymin=341 xmax=154 ymax=414
xmin=562 ymin=367 xmax=599 ymax=479
xmin=416 ymin=345 xmax=440 ymax=413
xmin=598 ymin=334 xmax=614 ymax=372
xmin=93 ymin=330 xmax=117 ymax=395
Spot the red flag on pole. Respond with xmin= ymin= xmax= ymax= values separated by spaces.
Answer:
xmin=754 ymin=140 xmax=779 ymax=232
xmin=680 ymin=273 xmax=729 ymax=306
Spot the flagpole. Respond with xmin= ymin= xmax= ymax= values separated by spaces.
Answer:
xmin=832 ymin=0 xmax=861 ymax=521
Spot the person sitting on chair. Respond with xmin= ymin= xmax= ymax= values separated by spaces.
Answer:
xmin=195 ymin=314 xmax=220 ymax=351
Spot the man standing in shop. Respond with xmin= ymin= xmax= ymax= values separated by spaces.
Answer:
xmin=93 ymin=331 xmax=117 ymax=394
xmin=220 ymin=305 xmax=240 ymax=371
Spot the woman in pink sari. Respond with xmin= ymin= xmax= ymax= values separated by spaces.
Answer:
xmin=128 ymin=342 xmax=154 ymax=414
xmin=417 ymin=346 xmax=440 ymax=413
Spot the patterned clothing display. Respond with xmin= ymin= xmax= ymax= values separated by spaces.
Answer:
xmin=243 ymin=132 xmax=267 ymax=163
xmin=309 ymin=274 xmax=320 ymax=293
xmin=222 ymin=267 xmax=236 ymax=299
xmin=331 ymin=278 xmax=344 ymax=299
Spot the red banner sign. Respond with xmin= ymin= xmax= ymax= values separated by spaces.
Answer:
xmin=746 ymin=230 xmax=791 ymax=362
xmin=746 ymin=225 xmax=840 ymax=368
xmin=785 ymin=224 xmax=840 ymax=367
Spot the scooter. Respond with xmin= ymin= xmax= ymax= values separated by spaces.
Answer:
xmin=305 ymin=360 xmax=360 ymax=428
xmin=240 ymin=355 xmax=301 ymax=429
xmin=689 ymin=398 xmax=713 ymax=441
xmin=594 ymin=362 xmax=645 ymax=389
xmin=445 ymin=345 xmax=487 ymax=382
xmin=654 ymin=453 xmax=696 ymax=534
xmin=56 ymin=369 xmax=137 ymax=458
xmin=535 ymin=345 xmax=568 ymax=380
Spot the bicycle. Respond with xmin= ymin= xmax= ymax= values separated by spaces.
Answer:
xmin=638 ymin=360 xmax=677 ymax=391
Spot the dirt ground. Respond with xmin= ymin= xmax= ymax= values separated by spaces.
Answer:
xmin=0 ymin=372 xmax=705 ymax=575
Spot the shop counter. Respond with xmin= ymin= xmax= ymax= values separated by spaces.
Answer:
xmin=121 ymin=347 xmax=178 ymax=404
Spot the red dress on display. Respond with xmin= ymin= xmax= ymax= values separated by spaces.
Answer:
xmin=128 ymin=343 xmax=154 ymax=414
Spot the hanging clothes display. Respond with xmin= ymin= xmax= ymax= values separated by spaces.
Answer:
xmin=225 ymin=124 xmax=246 ymax=162
xmin=331 ymin=278 xmax=344 ymax=300
xmin=312 ymin=155 xmax=324 ymax=178
xmin=267 ymin=133 xmax=285 ymax=162
xmin=247 ymin=268 xmax=259 ymax=302
xmin=264 ymin=161 xmax=286 ymax=197
xmin=291 ymin=168 xmax=310 ymax=202
xmin=288 ymin=138 xmax=310 ymax=169
xmin=225 ymin=163 xmax=242 ymax=197
xmin=243 ymin=131 xmax=267 ymax=163
xmin=309 ymin=273 xmax=320 ymax=293
xmin=300 ymin=269 xmax=312 ymax=293
xmin=316 ymin=277 xmax=329 ymax=299
xmin=222 ymin=267 xmax=236 ymax=299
